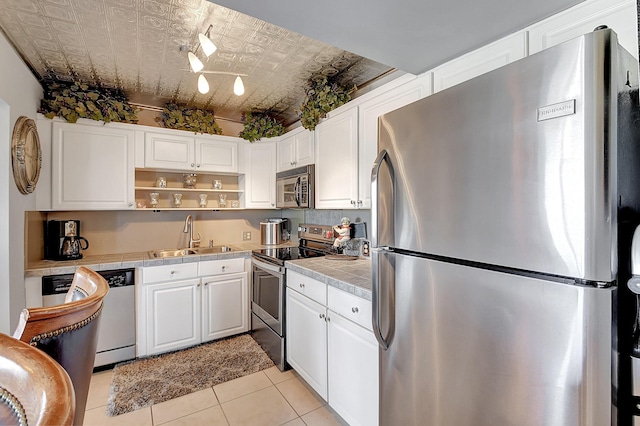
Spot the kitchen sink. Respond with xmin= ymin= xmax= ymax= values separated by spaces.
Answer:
xmin=148 ymin=246 xmax=233 ymax=258
xmin=193 ymin=246 xmax=234 ymax=254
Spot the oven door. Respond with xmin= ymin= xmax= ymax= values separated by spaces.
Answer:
xmin=277 ymin=175 xmax=302 ymax=208
xmin=251 ymin=257 xmax=285 ymax=336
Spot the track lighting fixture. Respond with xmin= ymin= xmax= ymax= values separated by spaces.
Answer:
xmin=188 ymin=52 xmax=204 ymax=73
xmin=198 ymin=74 xmax=209 ymax=94
xmin=184 ymin=25 xmax=247 ymax=97
xmin=198 ymin=33 xmax=217 ymax=57
xmin=234 ymin=75 xmax=245 ymax=96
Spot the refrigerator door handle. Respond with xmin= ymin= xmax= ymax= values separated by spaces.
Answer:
xmin=372 ymin=247 xmax=395 ymax=350
xmin=371 ymin=149 xmax=394 ymax=248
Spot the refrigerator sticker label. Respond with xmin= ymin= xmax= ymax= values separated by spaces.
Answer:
xmin=537 ymin=100 xmax=576 ymax=121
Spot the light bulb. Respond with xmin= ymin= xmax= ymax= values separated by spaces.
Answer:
xmin=234 ymin=75 xmax=245 ymax=96
xmin=198 ymin=33 xmax=217 ymax=57
xmin=188 ymin=52 xmax=204 ymax=73
xmin=198 ymin=74 xmax=209 ymax=94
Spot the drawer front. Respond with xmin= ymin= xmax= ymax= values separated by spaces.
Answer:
xmin=142 ymin=263 xmax=198 ymax=284
xmin=328 ymin=286 xmax=372 ymax=331
xmin=287 ymin=270 xmax=327 ymax=305
xmin=199 ymin=258 xmax=244 ymax=276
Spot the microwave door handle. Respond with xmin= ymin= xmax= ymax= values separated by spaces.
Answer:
xmin=294 ymin=177 xmax=301 ymax=206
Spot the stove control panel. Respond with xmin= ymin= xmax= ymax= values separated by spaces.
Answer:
xmin=298 ymin=224 xmax=335 ymax=242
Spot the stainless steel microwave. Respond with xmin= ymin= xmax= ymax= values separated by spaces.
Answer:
xmin=276 ymin=164 xmax=314 ymax=209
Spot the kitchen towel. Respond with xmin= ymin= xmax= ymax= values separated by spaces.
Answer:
xmin=106 ymin=333 xmax=274 ymax=416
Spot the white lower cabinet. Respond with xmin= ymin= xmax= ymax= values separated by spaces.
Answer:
xmin=286 ymin=270 xmax=378 ymax=425
xmin=138 ymin=258 xmax=248 ymax=357
xmin=201 ymin=272 xmax=248 ymax=342
xmin=327 ymin=310 xmax=378 ymax=426
xmin=145 ymin=277 xmax=201 ymax=355
xmin=287 ymin=288 xmax=328 ymax=398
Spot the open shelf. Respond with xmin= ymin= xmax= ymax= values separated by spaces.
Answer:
xmin=135 ymin=170 xmax=244 ymax=210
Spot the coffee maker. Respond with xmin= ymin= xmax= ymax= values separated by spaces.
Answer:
xmin=44 ymin=220 xmax=89 ymax=260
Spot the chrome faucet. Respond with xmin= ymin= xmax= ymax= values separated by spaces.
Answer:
xmin=183 ymin=214 xmax=201 ymax=248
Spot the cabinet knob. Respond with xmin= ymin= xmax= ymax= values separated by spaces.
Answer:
xmin=319 ymin=313 xmax=325 ymax=319
xmin=197 ymin=283 xmax=201 ymax=287
xmin=191 ymin=163 xmax=195 ymax=167
xmin=196 ymin=164 xmax=201 ymax=168
xmin=204 ymin=282 xmax=208 ymax=286
xmin=326 ymin=316 xmax=330 ymax=322
xmin=299 ymin=283 xmax=305 ymax=288
xmin=128 ymin=202 xmax=134 ymax=207
xmin=221 ymin=265 xmax=226 ymax=270
xmin=350 ymin=200 xmax=356 ymax=206
xmin=170 ymin=270 xmax=177 ymax=275
xmin=271 ymin=203 xmax=275 ymax=207
xmin=352 ymin=307 xmax=359 ymax=313
xmin=357 ymin=200 xmax=362 ymax=207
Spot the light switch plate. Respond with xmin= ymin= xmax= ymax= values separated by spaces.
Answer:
xmin=243 ymin=231 xmax=251 ymax=241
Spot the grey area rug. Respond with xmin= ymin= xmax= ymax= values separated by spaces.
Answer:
xmin=106 ymin=334 xmax=274 ymax=416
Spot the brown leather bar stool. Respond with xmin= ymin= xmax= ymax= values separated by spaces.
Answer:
xmin=0 ymin=332 xmax=75 ymax=425
xmin=13 ymin=266 xmax=109 ymax=425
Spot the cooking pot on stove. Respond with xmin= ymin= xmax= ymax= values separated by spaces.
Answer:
xmin=260 ymin=218 xmax=289 ymax=245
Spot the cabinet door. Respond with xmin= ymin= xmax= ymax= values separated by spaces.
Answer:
xmin=328 ymin=312 xmax=379 ymax=426
xmin=195 ymin=137 xmax=239 ymax=173
xmin=144 ymin=131 xmax=194 ymax=170
xmin=528 ymin=0 xmax=638 ymax=59
xmin=201 ymin=272 xmax=248 ymax=342
xmin=315 ymin=107 xmax=359 ymax=209
xmin=358 ymin=74 xmax=432 ymax=209
xmin=286 ymin=289 xmax=328 ymax=399
xmin=145 ymin=278 xmax=201 ymax=355
xmin=52 ymin=122 xmax=135 ymax=210
xmin=276 ymin=135 xmax=296 ymax=172
xmin=293 ymin=128 xmax=314 ymax=168
xmin=433 ymin=31 xmax=527 ymax=92
xmin=244 ymin=141 xmax=277 ymax=208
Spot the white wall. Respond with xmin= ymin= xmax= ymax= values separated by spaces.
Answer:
xmin=0 ymin=32 xmax=43 ymax=334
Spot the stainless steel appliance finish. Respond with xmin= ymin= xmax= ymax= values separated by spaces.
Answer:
xmin=260 ymin=218 xmax=289 ymax=245
xmin=251 ymin=224 xmax=335 ymax=371
xmin=372 ymin=29 xmax=640 ymax=425
xmin=276 ymin=165 xmax=314 ymax=209
xmin=41 ymin=269 xmax=136 ymax=367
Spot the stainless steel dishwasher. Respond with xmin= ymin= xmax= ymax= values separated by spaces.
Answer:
xmin=41 ymin=268 xmax=136 ymax=367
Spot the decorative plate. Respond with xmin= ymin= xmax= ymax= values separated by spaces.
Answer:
xmin=11 ymin=116 xmax=41 ymax=194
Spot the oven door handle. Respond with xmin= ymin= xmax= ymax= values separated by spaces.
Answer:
xmin=252 ymin=257 xmax=284 ymax=275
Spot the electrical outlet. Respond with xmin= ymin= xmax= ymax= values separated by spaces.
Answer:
xmin=242 ymin=231 xmax=251 ymax=241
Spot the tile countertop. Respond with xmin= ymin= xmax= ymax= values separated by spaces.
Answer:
xmin=285 ymin=257 xmax=373 ymax=301
xmin=24 ymin=241 xmax=374 ymax=303
xmin=24 ymin=241 xmax=297 ymax=277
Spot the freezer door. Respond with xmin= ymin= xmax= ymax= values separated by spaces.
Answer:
xmin=376 ymin=29 xmax=624 ymax=282
xmin=376 ymin=251 xmax=614 ymax=426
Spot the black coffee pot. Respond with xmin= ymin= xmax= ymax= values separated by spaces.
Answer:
xmin=61 ymin=235 xmax=89 ymax=259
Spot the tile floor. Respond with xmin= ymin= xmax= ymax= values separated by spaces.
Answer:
xmin=83 ymin=366 xmax=348 ymax=426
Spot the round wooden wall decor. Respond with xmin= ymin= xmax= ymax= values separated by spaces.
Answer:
xmin=11 ymin=116 xmax=42 ymax=194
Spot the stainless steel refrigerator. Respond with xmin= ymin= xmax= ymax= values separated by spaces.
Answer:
xmin=371 ymin=28 xmax=640 ymax=426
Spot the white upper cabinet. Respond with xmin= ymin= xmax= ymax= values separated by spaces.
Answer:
xmin=314 ymin=106 xmax=359 ymax=209
xmin=195 ymin=136 xmax=239 ymax=173
xmin=243 ymin=141 xmax=277 ymax=208
xmin=144 ymin=131 xmax=193 ymax=170
xmin=277 ymin=126 xmax=315 ymax=172
xmin=433 ymin=31 xmax=528 ymax=92
xmin=145 ymin=130 xmax=239 ymax=173
xmin=357 ymin=74 xmax=432 ymax=208
xmin=528 ymin=0 xmax=638 ymax=58
xmin=52 ymin=121 xmax=135 ymax=210
xmin=315 ymin=74 xmax=432 ymax=209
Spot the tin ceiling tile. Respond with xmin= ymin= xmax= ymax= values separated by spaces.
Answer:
xmin=0 ymin=0 xmax=392 ymax=126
